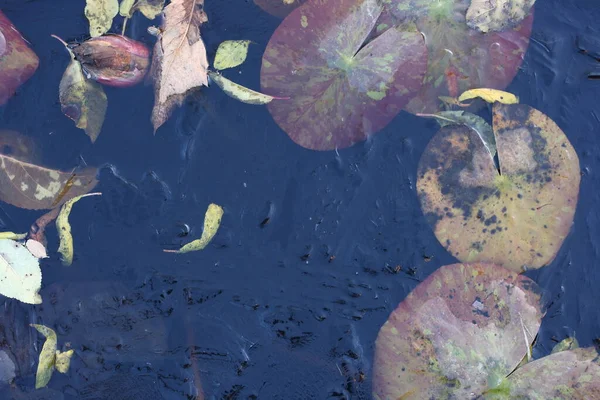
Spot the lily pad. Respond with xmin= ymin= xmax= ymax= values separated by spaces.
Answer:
xmin=379 ymin=0 xmax=533 ymax=113
xmin=254 ymin=0 xmax=307 ymax=18
xmin=417 ymin=103 xmax=580 ymax=272
xmin=372 ymin=262 xmax=543 ymax=400
xmin=260 ymin=0 xmax=427 ymax=150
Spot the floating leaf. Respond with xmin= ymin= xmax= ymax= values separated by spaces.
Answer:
xmin=164 ymin=203 xmax=223 ymax=253
xmin=71 ymin=35 xmax=150 ymax=88
xmin=56 ymin=193 xmax=102 ymax=266
xmin=53 ymin=35 xmax=107 ymax=143
xmin=551 ymin=337 xmax=579 ymax=354
xmin=26 ymin=239 xmax=48 ymax=259
xmin=120 ymin=0 xmax=166 ymax=19
xmin=214 ymin=40 xmax=251 ymax=70
xmin=458 ymin=88 xmax=519 ymax=104
xmin=54 ymin=349 xmax=74 ymax=374
xmin=150 ymin=0 xmax=209 ymax=131
xmin=261 ymin=0 xmax=427 ymax=150
xmin=467 ymin=0 xmax=537 ymax=33
xmin=85 ymin=0 xmax=119 ymax=37
xmin=373 ymin=263 xmax=543 ymax=399
xmin=209 ymin=71 xmax=280 ymax=105
xmin=418 ymin=110 xmax=496 ymax=164
xmin=254 ymin=0 xmax=307 ymax=18
xmin=31 ymin=324 xmax=57 ymax=389
xmin=0 ymin=232 xmax=27 ymax=240
xmin=380 ymin=0 xmax=533 ymax=114
xmin=0 ymin=12 xmax=39 ymax=105
xmin=417 ymin=103 xmax=580 ymax=272
xmin=0 ymin=239 xmax=42 ymax=304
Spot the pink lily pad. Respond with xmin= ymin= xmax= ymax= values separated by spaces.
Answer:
xmin=260 ymin=0 xmax=427 ymax=150
xmin=373 ymin=262 xmax=543 ymax=399
xmin=380 ymin=0 xmax=533 ymax=113
xmin=0 ymin=11 xmax=39 ymax=105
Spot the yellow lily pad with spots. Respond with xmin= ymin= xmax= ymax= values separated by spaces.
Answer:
xmin=458 ymin=88 xmax=519 ymax=105
xmin=417 ymin=103 xmax=580 ymax=272
xmin=214 ymin=40 xmax=252 ymax=70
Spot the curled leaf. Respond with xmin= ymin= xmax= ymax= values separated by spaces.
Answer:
xmin=30 ymin=324 xmax=58 ymax=389
xmin=56 ymin=193 xmax=102 ymax=266
xmin=151 ymin=0 xmax=209 ymax=131
xmin=214 ymin=40 xmax=251 ymax=70
xmin=0 ymin=239 xmax=42 ymax=304
xmin=458 ymin=88 xmax=519 ymax=104
xmin=0 ymin=232 xmax=27 ymax=240
xmin=85 ymin=0 xmax=120 ymax=37
xmin=164 ymin=203 xmax=223 ymax=253
xmin=467 ymin=0 xmax=536 ymax=33
xmin=209 ymin=71 xmax=281 ymax=105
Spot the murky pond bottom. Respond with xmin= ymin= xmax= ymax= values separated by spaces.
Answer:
xmin=1 ymin=0 xmax=600 ymax=398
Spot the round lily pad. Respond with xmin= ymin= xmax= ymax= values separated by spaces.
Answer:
xmin=260 ymin=0 xmax=428 ymax=150
xmin=254 ymin=0 xmax=307 ymax=18
xmin=372 ymin=262 xmax=543 ymax=399
xmin=417 ymin=103 xmax=580 ymax=272
xmin=379 ymin=0 xmax=533 ymax=113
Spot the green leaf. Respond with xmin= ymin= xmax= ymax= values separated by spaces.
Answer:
xmin=209 ymin=72 xmax=281 ymax=105
xmin=30 ymin=324 xmax=58 ymax=389
xmin=85 ymin=0 xmax=119 ymax=37
xmin=56 ymin=193 xmax=102 ymax=266
xmin=0 ymin=239 xmax=42 ymax=304
xmin=214 ymin=40 xmax=251 ymax=70
xmin=119 ymin=0 xmax=136 ymax=17
xmin=164 ymin=203 xmax=223 ymax=253
xmin=120 ymin=0 xmax=166 ymax=20
xmin=0 ymin=232 xmax=27 ymax=240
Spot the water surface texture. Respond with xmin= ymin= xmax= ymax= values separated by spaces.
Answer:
xmin=1 ymin=0 xmax=600 ymax=398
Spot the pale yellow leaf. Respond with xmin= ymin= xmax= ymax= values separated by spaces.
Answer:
xmin=30 ymin=324 xmax=58 ymax=389
xmin=457 ymin=88 xmax=519 ymax=104
xmin=85 ymin=0 xmax=120 ymax=37
xmin=119 ymin=0 xmax=136 ymax=17
xmin=56 ymin=192 xmax=102 ymax=266
xmin=0 ymin=232 xmax=27 ymax=240
xmin=214 ymin=40 xmax=251 ymax=70
xmin=0 ymin=239 xmax=42 ymax=304
xmin=55 ymin=349 xmax=74 ymax=373
xmin=120 ymin=0 xmax=166 ymax=19
xmin=209 ymin=71 xmax=278 ymax=105
xmin=164 ymin=203 xmax=223 ymax=253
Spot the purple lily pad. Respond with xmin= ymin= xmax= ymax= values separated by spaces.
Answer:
xmin=260 ymin=0 xmax=427 ymax=150
xmin=254 ymin=0 xmax=307 ymax=18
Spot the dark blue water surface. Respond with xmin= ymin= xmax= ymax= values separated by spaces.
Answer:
xmin=1 ymin=0 xmax=600 ymax=398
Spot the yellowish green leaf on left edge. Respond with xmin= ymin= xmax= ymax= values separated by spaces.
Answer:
xmin=85 ymin=0 xmax=119 ymax=37
xmin=457 ymin=88 xmax=519 ymax=105
xmin=209 ymin=71 xmax=282 ymax=105
xmin=164 ymin=203 xmax=223 ymax=253
xmin=214 ymin=40 xmax=252 ymax=70
xmin=56 ymin=193 xmax=102 ymax=266
xmin=0 ymin=232 xmax=27 ymax=240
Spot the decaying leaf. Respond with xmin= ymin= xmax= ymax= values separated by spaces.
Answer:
xmin=56 ymin=193 xmax=102 ymax=266
xmin=551 ymin=337 xmax=579 ymax=354
xmin=53 ymin=35 xmax=108 ymax=143
xmin=164 ymin=203 xmax=223 ymax=253
xmin=417 ymin=103 xmax=580 ymax=272
xmin=373 ymin=263 xmax=543 ymax=399
xmin=209 ymin=71 xmax=281 ymax=105
xmin=150 ymin=0 xmax=209 ymax=131
xmin=30 ymin=324 xmax=73 ymax=389
xmin=213 ymin=40 xmax=251 ymax=70
xmin=0 ymin=232 xmax=27 ymax=240
xmin=458 ymin=88 xmax=519 ymax=104
xmin=26 ymin=239 xmax=48 ymax=259
xmin=0 ymin=239 xmax=42 ymax=304
xmin=54 ymin=349 xmax=74 ymax=373
xmin=120 ymin=0 xmax=166 ymax=19
xmin=467 ymin=0 xmax=536 ymax=33
xmin=85 ymin=0 xmax=120 ymax=37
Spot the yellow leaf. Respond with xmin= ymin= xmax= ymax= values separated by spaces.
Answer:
xmin=55 ymin=349 xmax=74 ymax=373
xmin=30 ymin=324 xmax=58 ymax=389
xmin=56 ymin=193 xmax=102 ymax=266
xmin=457 ymin=88 xmax=519 ymax=105
xmin=164 ymin=203 xmax=223 ymax=253
xmin=214 ymin=40 xmax=251 ymax=70
xmin=85 ymin=0 xmax=120 ymax=37
xmin=119 ymin=0 xmax=136 ymax=17
xmin=0 ymin=232 xmax=27 ymax=240
xmin=120 ymin=0 xmax=166 ymax=19
xmin=209 ymin=71 xmax=282 ymax=105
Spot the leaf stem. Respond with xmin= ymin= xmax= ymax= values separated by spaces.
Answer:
xmin=122 ymin=18 xmax=128 ymax=36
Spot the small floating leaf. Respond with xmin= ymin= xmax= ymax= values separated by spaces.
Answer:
xmin=164 ymin=203 xmax=223 ymax=253
xmin=466 ymin=0 xmax=536 ymax=33
xmin=0 ymin=239 xmax=42 ymax=304
xmin=213 ymin=40 xmax=251 ymax=70
xmin=54 ymin=349 xmax=74 ymax=374
xmin=458 ymin=88 xmax=519 ymax=104
xmin=85 ymin=0 xmax=119 ymax=37
xmin=210 ymin=71 xmax=280 ymax=105
xmin=0 ymin=232 xmax=27 ymax=240
xmin=56 ymin=193 xmax=102 ymax=266
xmin=26 ymin=239 xmax=48 ymax=259
xmin=119 ymin=0 xmax=136 ymax=17
xmin=30 ymin=324 xmax=58 ymax=389
xmin=120 ymin=0 xmax=166 ymax=19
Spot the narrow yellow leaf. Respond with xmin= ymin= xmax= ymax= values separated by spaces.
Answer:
xmin=164 ymin=203 xmax=223 ymax=253
xmin=56 ymin=192 xmax=102 ymax=266
xmin=214 ymin=40 xmax=251 ymax=70
xmin=0 ymin=232 xmax=27 ymax=240
xmin=30 ymin=324 xmax=58 ymax=389
xmin=209 ymin=71 xmax=284 ymax=105
xmin=457 ymin=88 xmax=519 ymax=105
